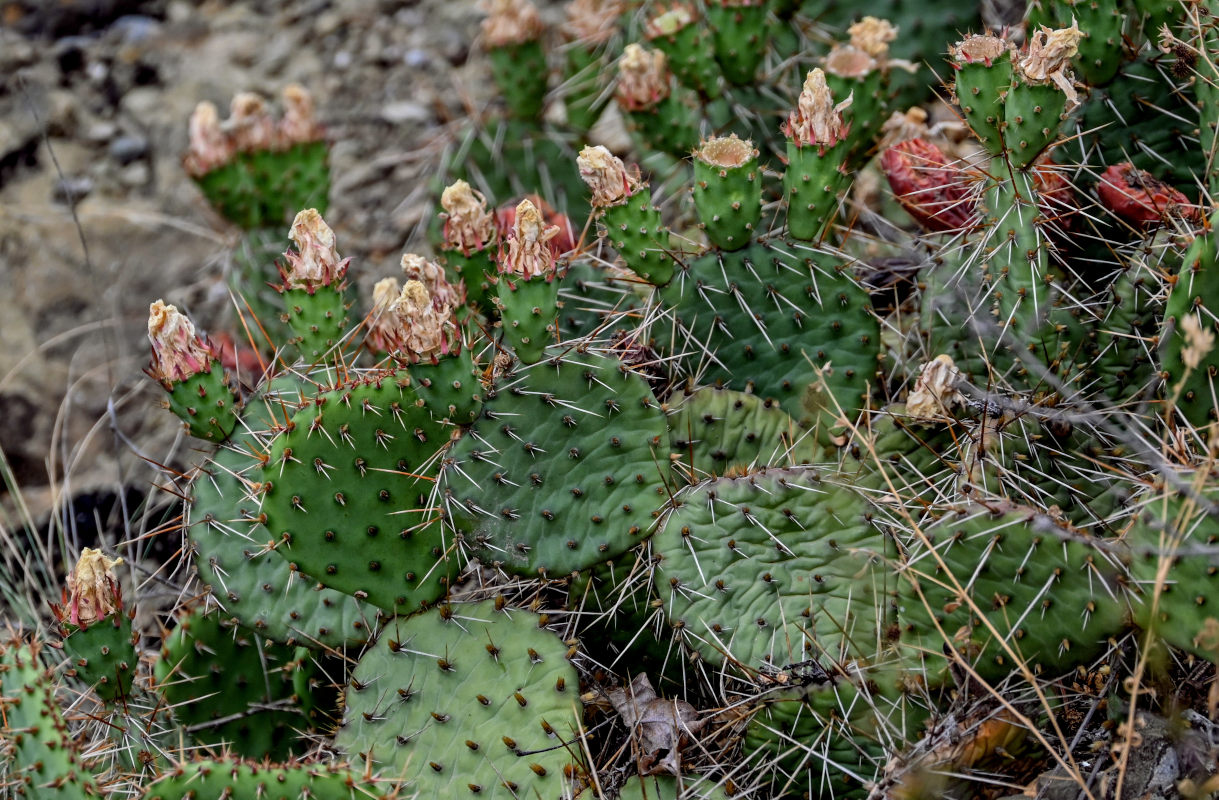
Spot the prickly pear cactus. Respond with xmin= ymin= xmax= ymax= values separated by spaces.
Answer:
xmin=442 ymin=346 xmax=669 ymax=577
xmin=141 ymin=759 xmax=377 ymax=800
xmin=336 ymin=599 xmax=582 ymax=797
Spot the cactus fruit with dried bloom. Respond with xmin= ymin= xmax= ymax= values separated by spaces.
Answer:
xmin=147 ymin=300 xmax=239 ymax=442
xmin=644 ymin=3 xmax=722 ymax=98
xmin=561 ymin=0 xmax=624 ymax=131
xmin=692 ymin=135 xmax=761 ymax=250
xmin=496 ymin=199 xmax=564 ymax=363
xmin=482 ymin=0 xmax=549 ymax=120
xmin=275 ymin=208 xmax=352 ymax=361
xmin=782 ymin=68 xmax=853 ymax=241
xmin=579 ymin=144 xmax=676 ymax=285
xmin=53 ymin=549 xmax=136 ymax=702
xmin=705 ymin=0 xmax=771 ymax=85
xmin=615 ymin=43 xmax=699 ymax=157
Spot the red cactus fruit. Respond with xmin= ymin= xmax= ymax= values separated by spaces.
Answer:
xmin=1097 ymin=162 xmax=1199 ymax=228
xmin=881 ymin=139 xmax=977 ymax=232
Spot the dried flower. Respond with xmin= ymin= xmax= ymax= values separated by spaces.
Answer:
xmin=183 ymin=101 xmax=233 ymax=176
xmin=616 ymin=43 xmax=671 ymax=111
xmin=578 ymin=145 xmax=643 ymax=207
xmin=1017 ymin=23 xmax=1083 ymax=105
xmin=848 ymin=17 xmax=898 ymax=59
xmin=365 ymin=277 xmax=403 ymax=354
xmin=278 ymin=84 xmax=324 ymax=145
xmin=825 ymin=45 xmax=878 ymax=79
xmin=227 ymin=92 xmax=277 ymax=151
xmin=441 ymin=180 xmax=498 ymax=254
xmin=63 ymin=548 xmax=124 ymax=628
xmin=482 ymin=0 xmax=545 ymax=47
xmin=280 ymin=209 xmax=350 ymax=291
xmin=563 ymin=0 xmax=622 ymax=44
xmin=499 ymin=198 xmax=561 ymax=279
xmin=783 ymin=68 xmax=852 ymax=149
xmin=907 ymin=355 xmax=964 ymax=420
xmin=393 ymin=280 xmax=458 ymax=361
xmin=644 ymin=3 xmax=697 ymax=38
xmin=695 ymin=134 xmax=755 ymax=168
xmin=949 ymin=34 xmax=1009 ymax=65
xmin=401 ymin=253 xmax=465 ymax=311
xmin=1182 ymin=315 xmax=1215 ymax=372
xmin=148 ymin=300 xmax=216 ymax=385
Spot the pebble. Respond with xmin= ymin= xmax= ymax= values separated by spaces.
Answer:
xmin=380 ymin=100 xmax=430 ymax=124
xmin=52 ymin=175 xmax=93 ymax=205
xmin=109 ymin=134 xmax=148 ymax=165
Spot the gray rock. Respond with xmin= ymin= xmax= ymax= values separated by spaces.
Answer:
xmin=109 ymin=134 xmax=148 ymax=165
xmin=380 ymin=100 xmax=430 ymax=124
xmin=52 ymin=175 xmax=94 ymax=205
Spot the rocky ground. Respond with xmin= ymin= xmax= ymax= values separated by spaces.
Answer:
xmin=0 ymin=0 xmax=558 ymax=530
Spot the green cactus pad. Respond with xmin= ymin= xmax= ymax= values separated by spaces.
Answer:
xmin=154 ymin=608 xmax=317 ymax=760
xmin=1 ymin=638 xmax=100 ymax=799
xmin=668 ymin=386 xmax=820 ymax=484
xmin=442 ymin=347 xmax=670 ymax=577
xmin=489 ymin=40 xmax=550 ymax=121
xmin=141 ymin=759 xmax=377 ymax=800
xmin=648 ymin=11 xmax=722 ymax=98
xmin=556 ymin=260 xmax=649 ymax=340
xmin=616 ymin=774 xmax=738 ymax=799
xmin=189 ymin=432 xmax=376 ymax=648
xmin=280 ymin=285 xmax=350 ymax=363
xmin=841 ymin=406 xmax=966 ymax=510
xmin=192 ymin=141 xmax=330 ymax=231
xmin=1127 ymin=474 xmax=1219 ymax=662
xmin=442 ymin=247 xmax=498 ymax=314
xmin=895 ymin=504 xmax=1130 ymax=684
xmin=653 ymin=467 xmax=891 ymax=670
xmin=163 ymin=360 xmax=239 ymax=443
xmin=706 ymin=2 xmax=770 ymax=85
xmin=498 ymin=273 xmax=562 ymax=365
xmin=1161 ymin=214 xmax=1219 ymax=427
xmin=336 ymin=600 xmax=582 ymax=797
xmin=1064 ymin=0 xmax=1125 ymax=85
xmin=259 ymin=373 xmax=460 ymax=613
xmin=624 ymin=93 xmax=701 ymax=159
xmin=61 ymin=612 xmax=137 ymax=703
xmin=783 ymin=141 xmax=852 ymax=242
xmin=600 ymin=187 xmax=678 ymax=286
xmin=952 ymin=44 xmax=1012 ymax=158
xmin=656 ymin=239 xmax=880 ymax=443
xmin=693 ymin=136 xmax=762 ymax=251
xmin=1002 ymin=81 xmax=1068 ymax=170
xmin=411 ymin=349 xmax=484 ymax=426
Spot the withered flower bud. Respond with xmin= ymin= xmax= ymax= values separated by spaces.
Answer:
xmin=281 ymin=209 xmax=350 ymax=291
xmin=365 ymin=277 xmax=402 ymax=354
xmin=279 ymin=84 xmax=324 ymax=145
xmin=401 ymin=253 xmax=465 ymax=311
xmin=184 ymin=101 xmax=232 ymax=176
xmin=577 ymin=145 xmax=643 ymax=207
xmin=906 ymin=354 xmax=964 ymax=420
xmin=825 ymin=45 xmax=878 ymax=79
xmin=1017 ymin=23 xmax=1083 ymax=105
xmin=848 ymin=17 xmax=897 ymax=59
xmin=695 ymin=134 xmax=756 ymax=168
xmin=950 ymin=34 xmax=1009 ymax=65
xmin=563 ymin=0 xmax=623 ymax=44
xmin=500 ymin=198 xmax=560 ymax=279
xmin=784 ymin=68 xmax=852 ymax=148
xmin=64 ymin=548 xmax=124 ymax=628
xmin=616 ymin=43 xmax=671 ymax=110
xmin=392 ymin=280 xmax=457 ymax=361
xmin=148 ymin=300 xmax=216 ymax=385
xmin=441 ymin=180 xmax=498 ymax=254
xmin=228 ymin=92 xmax=276 ymax=151
xmin=482 ymin=0 xmax=545 ymax=47
xmin=644 ymin=3 xmax=697 ymax=38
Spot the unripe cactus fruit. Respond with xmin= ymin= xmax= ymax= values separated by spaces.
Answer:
xmin=615 ymin=44 xmax=699 ymax=157
xmin=782 ymin=69 xmax=853 ymax=241
xmin=147 ymin=300 xmax=240 ymax=442
xmin=645 ymin=2 xmax=722 ymax=98
xmin=496 ymin=198 xmax=564 ymax=364
xmin=275 ymin=208 xmax=351 ymax=362
xmin=692 ymin=135 xmax=761 ymax=250
xmin=439 ymin=180 xmax=499 ymax=311
xmin=53 ymin=548 xmax=137 ymax=703
xmin=482 ymin=0 xmax=550 ymax=121
xmin=949 ymin=34 xmax=1012 ymax=157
